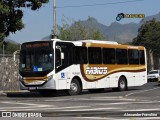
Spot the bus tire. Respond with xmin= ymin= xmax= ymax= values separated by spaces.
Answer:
xmin=118 ymin=76 xmax=127 ymax=91
xmin=67 ymin=79 xmax=82 ymax=95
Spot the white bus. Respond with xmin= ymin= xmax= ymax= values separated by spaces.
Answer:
xmin=19 ymin=39 xmax=147 ymax=96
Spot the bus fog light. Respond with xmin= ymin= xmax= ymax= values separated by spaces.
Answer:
xmin=48 ymin=75 xmax=53 ymax=81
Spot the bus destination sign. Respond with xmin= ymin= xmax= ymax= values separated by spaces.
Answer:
xmin=25 ymin=43 xmax=49 ymax=48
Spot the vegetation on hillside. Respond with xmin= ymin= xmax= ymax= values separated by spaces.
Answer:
xmin=0 ymin=41 xmax=20 ymax=54
xmin=132 ymin=18 xmax=160 ymax=70
xmin=57 ymin=17 xmax=105 ymax=41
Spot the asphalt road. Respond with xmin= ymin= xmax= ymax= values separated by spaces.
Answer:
xmin=0 ymin=82 xmax=160 ymax=120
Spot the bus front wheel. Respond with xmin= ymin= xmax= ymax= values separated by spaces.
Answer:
xmin=118 ymin=76 xmax=127 ymax=91
xmin=67 ymin=79 xmax=82 ymax=95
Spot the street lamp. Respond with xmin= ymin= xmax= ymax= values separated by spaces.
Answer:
xmin=53 ymin=0 xmax=57 ymax=39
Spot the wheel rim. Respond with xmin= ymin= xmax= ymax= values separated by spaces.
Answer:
xmin=120 ymin=80 xmax=125 ymax=89
xmin=70 ymin=83 xmax=78 ymax=92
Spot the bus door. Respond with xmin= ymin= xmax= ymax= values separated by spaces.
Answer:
xmin=55 ymin=42 xmax=74 ymax=89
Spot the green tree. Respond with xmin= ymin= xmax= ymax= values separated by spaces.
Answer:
xmin=0 ymin=42 xmax=20 ymax=54
xmin=132 ymin=19 xmax=160 ymax=69
xmin=0 ymin=0 xmax=49 ymax=41
xmin=58 ymin=17 xmax=104 ymax=41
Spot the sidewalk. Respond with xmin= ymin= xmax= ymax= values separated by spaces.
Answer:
xmin=0 ymin=90 xmax=29 ymax=96
xmin=0 ymin=91 xmax=7 ymax=96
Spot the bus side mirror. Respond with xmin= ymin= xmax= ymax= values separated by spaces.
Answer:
xmin=56 ymin=46 xmax=64 ymax=68
xmin=13 ymin=50 xmax=20 ymax=62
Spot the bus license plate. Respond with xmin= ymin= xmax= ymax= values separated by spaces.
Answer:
xmin=29 ymin=87 xmax=36 ymax=90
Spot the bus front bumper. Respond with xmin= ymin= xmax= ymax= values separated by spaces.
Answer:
xmin=19 ymin=78 xmax=56 ymax=91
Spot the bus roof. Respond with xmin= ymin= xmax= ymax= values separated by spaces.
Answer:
xmin=76 ymin=40 xmax=118 ymax=45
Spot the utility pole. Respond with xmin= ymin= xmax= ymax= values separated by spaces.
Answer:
xmin=3 ymin=43 xmax=4 ymax=58
xmin=53 ymin=0 xmax=57 ymax=38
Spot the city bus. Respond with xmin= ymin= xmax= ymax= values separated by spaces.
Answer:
xmin=18 ymin=39 xmax=147 ymax=96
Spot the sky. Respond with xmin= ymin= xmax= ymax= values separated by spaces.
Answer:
xmin=8 ymin=0 xmax=160 ymax=44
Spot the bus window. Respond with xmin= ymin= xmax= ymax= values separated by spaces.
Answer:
xmin=116 ymin=49 xmax=128 ymax=64
xmin=56 ymin=48 xmax=61 ymax=67
xmin=139 ymin=50 xmax=145 ymax=65
xmin=88 ymin=47 xmax=102 ymax=64
xmin=73 ymin=46 xmax=87 ymax=64
xmin=128 ymin=49 xmax=139 ymax=64
xmin=103 ymin=48 xmax=115 ymax=64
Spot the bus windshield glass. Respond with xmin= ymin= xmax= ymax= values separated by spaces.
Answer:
xmin=19 ymin=41 xmax=54 ymax=73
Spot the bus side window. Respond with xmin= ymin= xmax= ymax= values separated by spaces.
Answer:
xmin=139 ymin=50 xmax=145 ymax=65
xmin=56 ymin=49 xmax=61 ymax=67
xmin=103 ymin=48 xmax=115 ymax=64
xmin=88 ymin=47 xmax=102 ymax=64
xmin=116 ymin=49 xmax=128 ymax=64
xmin=73 ymin=46 xmax=87 ymax=64
xmin=128 ymin=49 xmax=139 ymax=64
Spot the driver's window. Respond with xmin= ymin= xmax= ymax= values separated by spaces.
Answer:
xmin=56 ymin=48 xmax=61 ymax=67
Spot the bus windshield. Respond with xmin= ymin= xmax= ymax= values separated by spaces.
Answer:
xmin=19 ymin=42 xmax=54 ymax=73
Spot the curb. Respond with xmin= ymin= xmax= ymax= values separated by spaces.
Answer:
xmin=0 ymin=90 xmax=29 ymax=96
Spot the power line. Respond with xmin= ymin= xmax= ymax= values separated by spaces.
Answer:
xmin=57 ymin=0 xmax=144 ymax=9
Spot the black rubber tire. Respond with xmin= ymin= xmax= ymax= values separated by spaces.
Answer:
xmin=67 ymin=79 xmax=82 ymax=95
xmin=118 ymin=77 xmax=127 ymax=91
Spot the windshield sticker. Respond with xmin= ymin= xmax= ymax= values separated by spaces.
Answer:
xmin=38 ymin=68 xmax=43 ymax=71
xmin=22 ymin=64 xmax=25 ymax=68
xmin=33 ymin=66 xmax=38 ymax=72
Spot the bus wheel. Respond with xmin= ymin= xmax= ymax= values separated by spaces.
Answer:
xmin=67 ymin=79 xmax=82 ymax=95
xmin=118 ymin=77 xmax=127 ymax=91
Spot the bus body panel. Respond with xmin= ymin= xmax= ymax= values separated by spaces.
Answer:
xmin=18 ymin=39 xmax=147 ymax=92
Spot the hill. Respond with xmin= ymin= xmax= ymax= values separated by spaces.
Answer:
xmin=75 ymin=12 xmax=160 ymax=43
xmin=42 ymin=12 xmax=160 ymax=43
xmin=0 ymin=38 xmax=20 ymax=54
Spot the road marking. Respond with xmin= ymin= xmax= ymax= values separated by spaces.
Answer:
xmin=95 ymin=102 xmax=132 ymax=106
xmin=44 ymin=97 xmax=136 ymax=102
xmin=76 ymin=117 xmax=160 ymax=120
xmin=44 ymin=98 xmax=72 ymax=102
xmin=90 ymin=98 xmax=136 ymax=101
xmin=76 ymin=117 xmax=128 ymax=120
xmin=0 ymin=105 xmax=50 ymax=111
xmin=61 ymin=107 xmax=121 ymax=112
xmin=125 ymin=87 xmax=160 ymax=97
xmin=135 ymin=118 xmax=160 ymax=120
xmin=121 ymin=108 xmax=160 ymax=111
xmin=0 ymin=105 xmax=90 ymax=112
xmin=92 ymin=96 xmax=123 ymax=99
xmin=1 ymin=101 xmax=48 ymax=106
xmin=96 ymin=101 xmax=160 ymax=106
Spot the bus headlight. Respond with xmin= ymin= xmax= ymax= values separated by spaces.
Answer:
xmin=48 ymin=75 xmax=53 ymax=81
